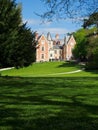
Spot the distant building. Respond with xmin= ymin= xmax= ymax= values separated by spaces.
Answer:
xmin=35 ymin=32 xmax=76 ymax=62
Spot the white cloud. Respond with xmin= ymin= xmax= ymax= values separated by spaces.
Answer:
xmin=23 ymin=18 xmax=40 ymax=25
xmin=37 ymin=28 xmax=68 ymax=35
xmin=66 ymin=17 xmax=88 ymax=22
xmin=23 ymin=18 xmax=52 ymax=26
xmin=22 ymin=19 xmax=76 ymax=38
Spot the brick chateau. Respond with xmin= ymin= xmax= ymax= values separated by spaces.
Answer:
xmin=35 ymin=32 xmax=76 ymax=62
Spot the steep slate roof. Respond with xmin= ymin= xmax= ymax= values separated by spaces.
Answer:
xmin=53 ymin=45 xmax=62 ymax=49
xmin=64 ymin=35 xmax=70 ymax=45
xmin=47 ymin=32 xmax=52 ymax=41
xmin=59 ymin=39 xmax=64 ymax=45
xmin=37 ymin=34 xmax=48 ymax=42
xmin=37 ymin=32 xmax=74 ymax=47
xmin=37 ymin=35 xmax=41 ymax=40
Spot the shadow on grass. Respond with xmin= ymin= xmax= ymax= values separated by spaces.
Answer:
xmin=57 ymin=61 xmax=83 ymax=69
xmin=0 ymin=76 xmax=98 ymax=130
xmin=85 ymin=69 xmax=98 ymax=75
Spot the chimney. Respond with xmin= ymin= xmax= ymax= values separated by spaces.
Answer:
xmin=55 ymin=34 xmax=59 ymax=40
xmin=35 ymin=32 xmax=39 ymax=40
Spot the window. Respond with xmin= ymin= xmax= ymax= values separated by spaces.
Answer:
xmin=55 ymin=50 xmax=57 ymax=54
xmin=50 ymin=54 xmax=52 ymax=57
xmin=41 ymin=40 xmax=45 ymax=45
xmin=42 ymin=46 xmax=44 ymax=51
xmin=41 ymin=54 xmax=44 ymax=59
xmin=59 ymin=50 xmax=62 ymax=54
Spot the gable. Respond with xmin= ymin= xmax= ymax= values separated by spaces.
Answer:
xmin=38 ymin=34 xmax=48 ymax=43
xmin=67 ymin=35 xmax=76 ymax=46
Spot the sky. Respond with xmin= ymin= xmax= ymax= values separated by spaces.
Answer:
xmin=16 ymin=0 xmax=81 ymax=39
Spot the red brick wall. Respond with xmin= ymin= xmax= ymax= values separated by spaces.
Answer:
xmin=36 ymin=35 xmax=49 ymax=62
xmin=62 ymin=44 xmax=67 ymax=60
xmin=62 ymin=35 xmax=76 ymax=60
xmin=67 ymin=35 xmax=76 ymax=60
xmin=36 ymin=34 xmax=76 ymax=62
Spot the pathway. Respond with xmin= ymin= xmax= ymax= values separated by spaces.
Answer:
xmin=42 ymin=69 xmax=84 ymax=76
xmin=0 ymin=67 xmax=14 ymax=71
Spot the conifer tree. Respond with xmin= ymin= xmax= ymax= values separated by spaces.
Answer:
xmin=0 ymin=0 xmax=36 ymax=68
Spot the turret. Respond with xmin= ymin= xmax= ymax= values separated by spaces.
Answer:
xmin=55 ymin=34 xmax=59 ymax=40
xmin=47 ymin=32 xmax=52 ymax=41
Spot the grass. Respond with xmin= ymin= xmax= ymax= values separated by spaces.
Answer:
xmin=1 ymin=61 xmax=98 ymax=77
xmin=1 ymin=61 xmax=82 ymax=77
xmin=0 ymin=61 xmax=98 ymax=129
xmin=0 ymin=77 xmax=98 ymax=130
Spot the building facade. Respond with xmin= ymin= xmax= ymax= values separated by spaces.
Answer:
xmin=36 ymin=32 xmax=76 ymax=62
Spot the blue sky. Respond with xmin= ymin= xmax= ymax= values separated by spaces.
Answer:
xmin=16 ymin=0 xmax=81 ymax=38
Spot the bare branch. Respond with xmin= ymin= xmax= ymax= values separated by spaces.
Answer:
xmin=38 ymin=0 xmax=98 ymax=22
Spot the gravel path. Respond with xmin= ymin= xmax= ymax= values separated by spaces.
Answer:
xmin=42 ymin=69 xmax=83 ymax=76
xmin=0 ymin=67 xmax=14 ymax=71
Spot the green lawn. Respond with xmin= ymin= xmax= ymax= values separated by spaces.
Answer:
xmin=1 ymin=61 xmax=98 ymax=77
xmin=0 ymin=62 xmax=98 ymax=130
xmin=1 ymin=61 xmax=82 ymax=77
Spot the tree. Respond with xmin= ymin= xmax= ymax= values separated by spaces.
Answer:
xmin=40 ymin=0 xmax=98 ymax=22
xmin=83 ymin=12 xmax=98 ymax=28
xmin=72 ymin=27 xmax=98 ymax=69
xmin=73 ymin=27 xmax=98 ymax=61
xmin=0 ymin=0 xmax=36 ymax=68
xmin=0 ymin=0 xmax=21 ymax=67
xmin=72 ymin=28 xmax=87 ymax=61
xmin=7 ymin=24 xmax=36 ymax=68
xmin=82 ymin=12 xmax=98 ymax=69
xmin=86 ymin=35 xmax=98 ymax=69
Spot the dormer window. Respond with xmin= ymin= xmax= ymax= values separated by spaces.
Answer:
xmin=41 ymin=40 xmax=45 ymax=45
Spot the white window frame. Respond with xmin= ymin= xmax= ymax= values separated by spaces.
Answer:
xmin=41 ymin=40 xmax=45 ymax=45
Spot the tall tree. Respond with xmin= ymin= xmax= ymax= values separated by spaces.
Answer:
xmin=86 ymin=35 xmax=98 ymax=69
xmin=7 ymin=24 xmax=36 ymax=68
xmin=0 ymin=0 xmax=21 ymax=67
xmin=72 ymin=27 xmax=98 ymax=69
xmin=0 ymin=0 xmax=36 ymax=68
xmin=82 ymin=12 xmax=98 ymax=69
xmin=72 ymin=28 xmax=87 ymax=61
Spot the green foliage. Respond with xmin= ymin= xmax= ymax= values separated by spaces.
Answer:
xmin=0 ymin=0 xmax=36 ymax=68
xmin=7 ymin=24 xmax=36 ymax=68
xmin=73 ymin=27 xmax=98 ymax=70
xmin=82 ymin=12 xmax=98 ymax=69
xmin=0 ymin=0 xmax=21 ymax=67
xmin=73 ymin=27 xmax=98 ymax=67
xmin=86 ymin=36 xmax=98 ymax=69
xmin=83 ymin=12 xmax=98 ymax=28
xmin=73 ymin=28 xmax=87 ymax=61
